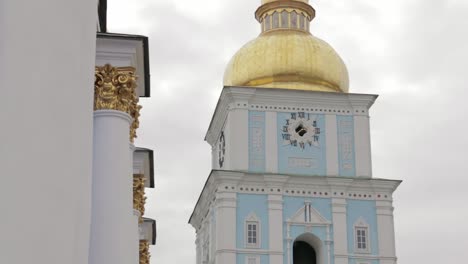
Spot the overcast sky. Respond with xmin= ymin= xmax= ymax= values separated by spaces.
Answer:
xmin=108 ymin=0 xmax=468 ymax=263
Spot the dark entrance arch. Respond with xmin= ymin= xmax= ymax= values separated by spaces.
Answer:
xmin=293 ymin=240 xmax=316 ymax=264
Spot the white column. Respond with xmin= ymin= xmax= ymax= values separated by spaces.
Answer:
xmin=89 ymin=110 xmax=135 ymax=264
xmin=215 ymin=191 xmax=237 ymax=264
xmin=326 ymin=115 xmax=339 ymax=176
xmin=331 ymin=198 xmax=348 ymax=264
xmin=354 ymin=115 xmax=372 ymax=177
xmin=376 ymin=200 xmax=397 ymax=264
xmin=268 ymin=194 xmax=284 ymax=264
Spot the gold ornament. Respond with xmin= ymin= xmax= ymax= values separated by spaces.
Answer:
xmin=94 ymin=64 xmax=142 ymax=142
xmin=139 ymin=240 xmax=150 ymax=264
xmin=133 ymin=174 xmax=146 ymax=222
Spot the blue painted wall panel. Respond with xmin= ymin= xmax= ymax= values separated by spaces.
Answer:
xmin=249 ymin=111 xmax=266 ymax=172
xmin=337 ymin=115 xmax=356 ymax=177
xmin=236 ymin=194 xmax=269 ymax=249
xmin=346 ymin=200 xmax=379 ymax=255
xmin=277 ymin=112 xmax=327 ymax=175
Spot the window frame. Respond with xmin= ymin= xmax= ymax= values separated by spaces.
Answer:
xmin=354 ymin=217 xmax=371 ymax=254
xmin=245 ymin=213 xmax=261 ymax=248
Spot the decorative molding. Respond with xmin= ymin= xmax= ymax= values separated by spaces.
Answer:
xmin=189 ymin=170 xmax=401 ymax=231
xmin=133 ymin=174 xmax=146 ymax=223
xmin=287 ymin=203 xmax=330 ymax=225
xmin=94 ymin=64 xmax=142 ymax=142
xmin=205 ymin=87 xmax=377 ymax=145
xmin=139 ymin=240 xmax=150 ymax=264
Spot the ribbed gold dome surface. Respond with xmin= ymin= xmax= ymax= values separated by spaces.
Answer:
xmin=223 ymin=0 xmax=349 ymax=93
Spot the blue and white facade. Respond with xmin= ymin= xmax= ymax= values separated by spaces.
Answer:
xmin=190 ymin=87 xmax=401 ymax=264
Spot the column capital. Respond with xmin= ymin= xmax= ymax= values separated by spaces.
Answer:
xmin=95 ymin=64 xmax=142 ymax=142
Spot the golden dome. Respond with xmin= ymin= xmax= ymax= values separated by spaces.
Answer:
xmin=223 ymin=0 xmax=349 ymax=93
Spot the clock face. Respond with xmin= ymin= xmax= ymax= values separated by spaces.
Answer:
xmin=281 ymin=112 xmax=321 ymax=149
xmin=218 ymin=131 xmax=226 ymax=168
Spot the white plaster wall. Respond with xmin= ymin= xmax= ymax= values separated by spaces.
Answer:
xmin=0 ymin=1 xmax=96 ymax=263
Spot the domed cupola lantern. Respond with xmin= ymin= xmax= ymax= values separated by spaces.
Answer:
xmin=224 ymin=0 xmax=349 ymax=93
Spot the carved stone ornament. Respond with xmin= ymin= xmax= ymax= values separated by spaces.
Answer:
xmin=139 ymin=240 xmax=150 ymax=264
xmin=94 ymin=64 xmax=142 ymax=142
xmin=133 ymin=174 xmax=146 ymax=222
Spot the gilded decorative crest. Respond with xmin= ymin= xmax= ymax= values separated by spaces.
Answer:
xmin=139 ymin=240 xmax=150 ymax=264
xmin=95 ymin=64 xmax=142 ymax=142
xmin=133 ymin=174 xmax=146 ymax=222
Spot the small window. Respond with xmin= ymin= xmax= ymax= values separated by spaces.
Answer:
xmin=356 ymin=227 xmax=368 ymax=250
xmin=245 ymin=213 xmax=260 ymax=248
xmin=300 ymin=14 xmax=305 ymax=30
xmin=354 ymin=217 xmax=370 ymax=253
xmin=265 ymin=15 xmax=271 ymax=31
xmin=281 ymin=10 xmax=289 ymax=28
xmin=291 ymin=11 xmax=298 ymax=29
xmin=247 ymin=222 xmax=258 ymax=246
xmin=272 ymin=12 xmax=279 ymax=29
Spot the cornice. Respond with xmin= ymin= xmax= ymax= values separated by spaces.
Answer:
xmin=205 ymin=86 xmax=378 ymax=145
xmin=189 ymin=170 xmax=401 ymax=230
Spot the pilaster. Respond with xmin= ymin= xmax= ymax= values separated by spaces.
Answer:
xmin=268 ymin=194 xmax=284 ymax=264
xmin=354 ymin=115 xmax=372 ymax=177
xmin=226 ymin=108 xmax=249 ymax=171
xmin=331 ymin=198 xmax=348 ymax=264
xmin=376 ymin=200 xmax=397 ymax=264
xmin=215 ymin=191 xmax=237 ymax=264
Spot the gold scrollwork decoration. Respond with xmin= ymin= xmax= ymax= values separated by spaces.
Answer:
xmin=94 ymin=64 xmax=142 ymax=142
xmin=139 ymin=240 xmax=150 ymax=264
xmin=133 ymin=174 xmax=146 ymax=222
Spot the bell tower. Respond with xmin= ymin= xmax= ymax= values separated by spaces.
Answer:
xmin=190 ymin=1 xmax=401 ymax=264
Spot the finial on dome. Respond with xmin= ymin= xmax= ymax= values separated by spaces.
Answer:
xmin=255 ymin=0 xmax=315 ymax=33
xmin=261 ymin=0 xmax=309 ymax=4
xmin=223 ymin=0 xmax=350 ymax=93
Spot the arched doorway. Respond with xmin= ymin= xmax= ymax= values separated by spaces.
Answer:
xmin=292 ymin=233 xmax=322 ymax=264
xmin=293 ymin=241 xmax=316 ymax=264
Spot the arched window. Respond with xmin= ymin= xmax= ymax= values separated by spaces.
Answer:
xmin=272 ymin=12 xmax=279 ymax=29
xmin=281 ymin=10 xmax=289 ymax=28
xmin=300 ymin=14 xmax=305 ymax=30
xmin=291 ymin=11 xmax=298 ymax=29
xmin=354 ymin=217 xmax=371 ymax=253
xmin=265 ymin=15 xmax=271 ymax=31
